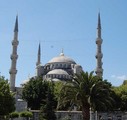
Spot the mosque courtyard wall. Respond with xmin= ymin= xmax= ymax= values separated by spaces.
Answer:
xmin=28 ymin=110 xmax=127 ymax=120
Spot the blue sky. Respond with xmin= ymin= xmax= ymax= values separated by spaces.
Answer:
xmin=0 ymin=0 xmax=127 ymax=87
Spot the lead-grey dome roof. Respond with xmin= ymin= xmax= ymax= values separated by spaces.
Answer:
xmin=47 ymin=69 xmax=69 ymax=75
xmin=48 ymin=52 xmax=76 ymax=64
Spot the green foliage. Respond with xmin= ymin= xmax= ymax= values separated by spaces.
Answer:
xmin=54 ymin=81 xmax=64 ymax=100
xmin=22 ymin=77 xmax=54 ymax=110
xmin=58 ymin=71 xmax=114 ymax=120
xmin=0 ymin=76 xmax=15 ymax=116
xmin=113 ymin=83 xmax=127 ymax=111
xmin=122 ymin=80 xmax=127 ymax=85
xmin=54 ymin=81 xmax=69 ymax=110
xmin=20 ymin=111 xmax=33 ymax=118
xmin=40 ymin=87 xmax=56 ymax=120
xmin=91 ymin=79 xmax=115 ymax=111
xmin=9 ymin=112 xmax=19 ymax=118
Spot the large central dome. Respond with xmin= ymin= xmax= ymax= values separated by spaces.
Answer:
xmin=48 ymin=52 xmax=76 ymax=64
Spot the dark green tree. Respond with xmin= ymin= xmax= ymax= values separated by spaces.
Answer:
xmin=112 ymin=80 xmax=127 ymax=111
xmin=22 ymin=77 xmax=51 ymax=110
xmin=122 ymin=80 xmax=127 ymax=85
xmin=0 ymin=76 xmax=15 ymax=119
xmin=40 ymin=87 xmax=56 ymax=120
xmin=22 ymin=77 xmax=56 ymax=110
xmin=54 ymin=81 xmax=71 ymax=110
xmin=58 ymin=71 xmax=114 ymax=120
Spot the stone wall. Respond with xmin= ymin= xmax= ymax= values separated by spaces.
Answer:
xmin=11 ymin=110 xmax=127 ymax=120
xmin=56 ymin=111 xmax=83 ymax=120
xmin=29 ymin=110 xmax=127 ymax=120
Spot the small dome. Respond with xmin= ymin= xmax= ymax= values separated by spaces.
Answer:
xmin=47 ymin=69 xmax=69 ymax=75
xmin=48 ymin=52 xmax=76 ymax=64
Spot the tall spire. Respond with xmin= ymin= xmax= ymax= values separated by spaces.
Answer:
xmin=9 ymin=16 xmax=19 ymax=91
xmin=95 ymin=13 xmax=103 ymax=78
xmin=14 ymin=15 xmax=18 ymax=32
xmin=36 ymin=43 xmax=42 ymax=77
xmin=36 ymin=43 xmax=41 ymax=66
xmin=97 ymin=12 xmax=101 ymax=38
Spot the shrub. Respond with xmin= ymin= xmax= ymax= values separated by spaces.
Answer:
xmin=20 ymin=111 xmax=33 ymax=118
xmin=9 ymin=112 xmax=19 ymax=118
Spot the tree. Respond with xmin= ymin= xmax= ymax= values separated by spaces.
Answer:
xmin=22 ymin=77 xmax=56 ymax=110
xmin=54 ymin=81 xmax=72 ymax=111
xmin=40 ymin=87 xmax=56 ymax=120
xmin=122 ymin=80 xmax=127 ymax=85
xmin=22 ymin=77 xmax=48 ymax=110
xmin=0 ymin=76 xmax=15 ymax=119
xmin=58 ymin=71 xmax=114 ymax=120
xmin=113 ymin=81 xmax=127 ymax=111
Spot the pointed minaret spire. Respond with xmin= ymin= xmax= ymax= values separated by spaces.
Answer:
xmin=95 ymin=13 xmax=103 ymax=78
xmin=97 ymin=12 xmax=101 ymax=38
xmin=14 ymin=15 xmax=18 ymax=32
xmin=36 ymin=43 xmax=41 ymax=66
xmin=9 ymin=16 xmax=19 ymax=91
xmin=36 ymin=43 xmax=42 ymax=77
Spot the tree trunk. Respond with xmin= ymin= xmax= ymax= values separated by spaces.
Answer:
xmin=82 ymin=103 xmax=90 ymax=120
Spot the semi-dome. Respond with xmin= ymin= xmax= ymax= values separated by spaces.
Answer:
xmin=46 ymin=69 xmax=71 ymax=80
xmin=48 ymin=52 xmax=76 ymax=64
xmin=47 ymin=69 xmax=69 ymax=75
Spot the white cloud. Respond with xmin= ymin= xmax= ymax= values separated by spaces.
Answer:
xmin=111 ymin=75 xmax=127 ymax=80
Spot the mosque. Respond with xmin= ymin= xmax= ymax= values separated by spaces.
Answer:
xmin=9 ymin=14 xmax=103 ymax=110
xmin=8 ymin=14 xmax=127 ymax=120
xmin=36 ymin=47 xmax=82 ymax=81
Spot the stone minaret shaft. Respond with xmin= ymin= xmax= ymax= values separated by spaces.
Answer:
xmin=95 ymin=13 xmax=103 ymax=78
xmin=10 ymin=16 xmax=19 ymax=91
xmin=36 ymin=43 xmax=41 ymax=66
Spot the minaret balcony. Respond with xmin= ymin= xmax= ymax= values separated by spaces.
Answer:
xmin=96 ymin=38 xmax=103 ymax=44
xmin=11 ymin=54 xmax=18 ymax=59
xmin=12 ymin=40 xmax=19 ymax=45
xmin=9 ymin=69 xmax=17 ymax=74
xmin=95 ymin=68 xmax=103 ymax=73
xmin=95 ymin=53 xmax=103 ymax=58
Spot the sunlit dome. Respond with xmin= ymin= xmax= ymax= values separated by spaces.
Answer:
xmin=48 ymin=52 xmax=76 ymax=64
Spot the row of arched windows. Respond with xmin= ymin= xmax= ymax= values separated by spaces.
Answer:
xmin=46 ymin=74 xmax=71 ymax=79
xmin=46 ymin=63 xmax=72 ymax=70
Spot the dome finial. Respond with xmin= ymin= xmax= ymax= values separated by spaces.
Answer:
xmin=60 ymin=48 xmax=64 ymax=56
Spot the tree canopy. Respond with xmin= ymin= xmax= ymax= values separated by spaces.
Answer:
xmin=58 ymin=71 xmax=114 ymax=120
xmin=22 ymin=77 xmax=56 ymax=110
xmin=40 ymin=87 xmax=56 ymax=120
xmin=112 ymin=80 xmax=127 ymax=111
xmin=0 ymin=76 xmax=15 ymax=117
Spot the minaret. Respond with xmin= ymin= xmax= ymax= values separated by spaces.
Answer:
xmin=36 ymin=43 xmax=42 ymax=77
xmin=95 ymin=13 xmax=103 ymax=78
xmin=36 ymin=43 xmax=41 ymax=66
xmin=9 ymin=16 xmax=19 ymax=91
